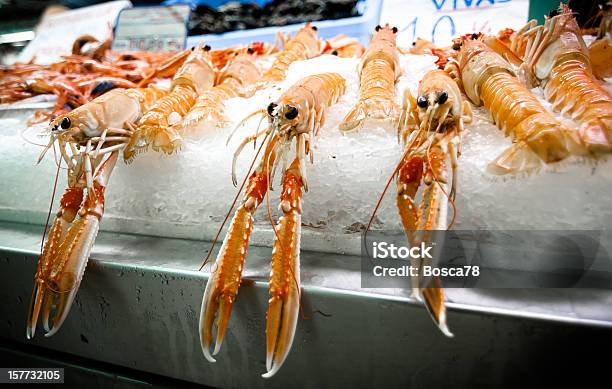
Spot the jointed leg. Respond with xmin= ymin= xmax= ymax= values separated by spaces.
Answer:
xmin=200 ymin=137 xmax=279 ymax=362
xmin=264 ymin=157 xmax=304 ymax=378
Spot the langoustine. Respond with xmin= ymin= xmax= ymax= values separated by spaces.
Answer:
xmin=27 ymin=87 xmax=166 ymax=338
xmin=396 ymin=69 xmax=471 ymax=336
xmin=368 ymin=69 xmax=471 ymax=337
xmin=510 ymin=5 xmax=612 ymax=152
xmin=323 ymin=35 xmax=365 ymax=58
xmin=176 ymin=49 xmax=262 ymax=132
xmin=199 ymin=73 xmax=346 ymax=378
xmin=340 ymin=24 xmax=401 ymax=131
xmin=261 ymin=23 xmax=322 ymax=83
xmin=449 ymin=37 xmax=586 ymax=175
xmin=124 ymin=44 xmax=216 ymax=160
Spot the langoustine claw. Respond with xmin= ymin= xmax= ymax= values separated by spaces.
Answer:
xmin=27 ymin=152 xmax=118 ymax=338
xmin=200 ymin=138 xmax=277 ymax=362
xmin=264 ymin=158 xmax=303 ymax=377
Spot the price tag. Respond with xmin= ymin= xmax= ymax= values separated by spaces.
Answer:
xmin=381 ymin=0 xmax=530 ymax=47
xmin=112 ymin=5 xmax=190 ymax=53
xmin=18 ymin=1 xmax=131 ymax=65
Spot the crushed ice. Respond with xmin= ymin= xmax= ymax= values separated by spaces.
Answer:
xmin=0 ymin=54 xmax=611 ymax=255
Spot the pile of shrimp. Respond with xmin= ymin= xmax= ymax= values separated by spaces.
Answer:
xmin=0 ymin=32 xmax=363 ymax=129
xmin=0 ymin=36 xmax=277 ymax=125
xmin=0 ymin=37 xmax=181 ymax=120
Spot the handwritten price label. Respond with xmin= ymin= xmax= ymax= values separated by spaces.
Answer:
xmin=112 ymin=5 xmax=190 ymax=53
xmin=381 ymin=0 xmax=529 ymax=47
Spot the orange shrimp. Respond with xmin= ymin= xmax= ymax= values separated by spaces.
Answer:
xmin=177 ymin=51 xmax=262 ymax=132
xmin=394 ymin=70 xmax=471 ymax=336
xmin=450 ymin=37 xmax=586 ymax=175
xmin=340 ymin=24 xmax=402 ymax=131
xmin=124 ymin=44 xmax=216 ymax=160
xmin=27 ymin=86 xmax=166 ymax=339
xmin=262 ymin=23 xmax=322 ymax=83
xmin=512 ymin=5 xmax=612 ymax=152
xmin=199 ymin=73 xmax=346 ymax=378
xmin=323 ymin=34 xmax=365 ymax=58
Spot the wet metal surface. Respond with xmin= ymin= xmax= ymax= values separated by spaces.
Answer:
xmin=1 ymin=221 xmax=611 ymax=388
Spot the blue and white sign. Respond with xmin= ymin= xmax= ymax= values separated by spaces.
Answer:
xmin=381 ymin=0 xmax=530 ymax=47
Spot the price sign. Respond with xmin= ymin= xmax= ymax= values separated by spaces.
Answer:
xmin=112 ymin=5 xmax=190 ymax=53
xmin=381 ymin=0 xmax=530 ymax=47
xmin=18 ymin=1 xmax=131 ymax=65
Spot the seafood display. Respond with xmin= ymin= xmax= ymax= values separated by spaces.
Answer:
xmin=4 ymin=27 xmax=338 ymax=345
xmin=200 ymin=73 xmax=346 ymax=377
xmin=0 ymin=3 xmax=611 ymax=382
xmin=340 ymin=24 xmax=401 ymax=131
xmin=0 ymin=36 xmax=180 ymax=122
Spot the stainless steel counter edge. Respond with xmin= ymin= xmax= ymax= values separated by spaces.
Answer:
xmin=1 ymin=221 xmax=611 ymax=388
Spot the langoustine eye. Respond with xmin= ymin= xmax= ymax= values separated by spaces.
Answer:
xmin=437 ymin=92 xmax=448 ymax=104
xmin=417 ymin=96 xmax=428 ymax=108
xmin=284 ymin=106 xmax=298 ymax=120
xmin=60 ymin=117 xmax=71 ymax=129
xmin=268 ymin=102 xmax=278 ymax=116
